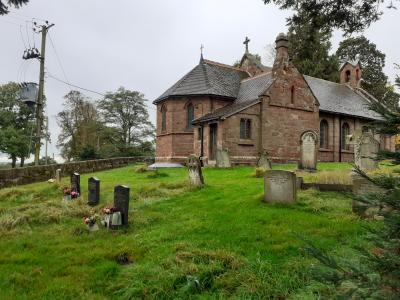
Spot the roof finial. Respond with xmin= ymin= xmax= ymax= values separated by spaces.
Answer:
xmin=200 ymin=44 xmax=204 ymax=63
xmin=243 ymin=36 xmax=250 ymax=53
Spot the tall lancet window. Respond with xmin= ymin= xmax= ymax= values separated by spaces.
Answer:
xmin=341 ymin=122 xmax=350 ymax=150
xmin=320 ymin=120 xmax=329 ymax=148
xmin=187 ymin=103 xmax=194 ymax=130
xmin=161 ymin=105 xmax=167 ymax=132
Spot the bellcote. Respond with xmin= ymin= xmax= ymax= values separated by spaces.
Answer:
xmin=339 ymin=60 xmax=362 ymax=88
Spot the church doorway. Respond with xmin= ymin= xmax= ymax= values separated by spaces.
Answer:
xmin=209 ymin=124 xmax=218 ymax=160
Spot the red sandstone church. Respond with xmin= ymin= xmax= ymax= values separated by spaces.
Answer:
xmin=153 ymin=33 xmax=395 ymax=165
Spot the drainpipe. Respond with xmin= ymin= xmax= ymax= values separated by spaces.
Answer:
xmin=339 ymin=116 xmax=342 ymax=162
xmin=200 ymin=124 xmax=204 ymax=167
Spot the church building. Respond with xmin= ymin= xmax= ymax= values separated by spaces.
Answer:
xmin=153 ymin=33 xmax=395 ymax=165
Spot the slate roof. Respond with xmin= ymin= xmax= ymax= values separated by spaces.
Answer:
xmin=193 ymin=73 xmax=273 ymax=123
xmin=304 ymin=75 xmax=380 ymax=120
xmin=153 ymin=60 xmax=249 ymax=104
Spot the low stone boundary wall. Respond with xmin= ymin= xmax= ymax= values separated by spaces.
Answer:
xmin=0 ymin=156 xmax=154 ymax=189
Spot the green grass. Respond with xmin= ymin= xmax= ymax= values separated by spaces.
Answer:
xmin=0 ymin=163 xmax=374 ymax=299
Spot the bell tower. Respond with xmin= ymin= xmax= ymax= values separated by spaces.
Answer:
xmin=340 ymin=60 xmax=362 ymax=88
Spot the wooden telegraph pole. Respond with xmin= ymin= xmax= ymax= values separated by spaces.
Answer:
xmin=34 ymin=22 xmax=54 ymax=166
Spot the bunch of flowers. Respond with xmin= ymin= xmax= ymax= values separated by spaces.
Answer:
xmin=63 ymin=187 xmax=71 ymax=196
xmin=102 ymin=206 xmax=116 ymax=215
xmin=83 ymin=215 xmax=97 ymax=227
xmin=71 ymin=189 xmax=79 ymax=199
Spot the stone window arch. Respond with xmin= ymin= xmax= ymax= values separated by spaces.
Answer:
xmin=161 ymin=104 xmax=167 ymax=132
xmin=345 ymin=70 xmax=351 ymax=82
xmin=320 ymin=120 xmax=329 ymax=149
xmin=341 ymin=122 xmax=350 ymax=150
xmin=240 ymin=118 xmax=251 ymax=139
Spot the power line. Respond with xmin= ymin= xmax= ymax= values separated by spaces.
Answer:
xmin=48 ymin=32 xmax=70 ymax=84
xmin=46 ymin=72 xmax=106 ymax=97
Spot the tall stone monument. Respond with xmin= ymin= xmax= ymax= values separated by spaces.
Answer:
xmin=264 ymin=170 xmax=297 ymax=203
xmin=55 ymin=169 xmax=62 ymax=183
xmin=70 ymin=172 xmax=81 ymax=196
xmin=187 ymin=155 xmax=204 ymax=187
xmin=299 ymin=131 xmax=318 ymax=171
xmin=257 ymin=151 xmax=272 ymax=169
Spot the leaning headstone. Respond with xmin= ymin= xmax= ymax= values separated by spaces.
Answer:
xmin=187 ymin=155 xmax=204 ymax=187
xmin=257 ymin=151 xmax=272 ymax=169
xmin=70 ymin=172 xmax=81 ymax=198
xmin=113 ymin=185 xmax=130 ymax=226
xmin=216 ymin=149 xmax=231 ymax=168
xmin=299 ymin=131 xmax=318 ymax=171
xmin=88 ymin=177 xmax=100 ymax=206
xmin=264 ymin=170 xmax=297 ymax=203
xmin=55 ymin=169 xmax=61 ymax=183
xmin=355 ymin=133 xmax=379 ymax=172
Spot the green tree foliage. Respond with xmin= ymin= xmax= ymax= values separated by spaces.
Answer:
xmin=0 ymin=82 xmax=35 ymax=168
xmin=57 ymin=90 xmax=113 ymax=161
xmin=0 ymin=0 xmax=28 ymax=15
xmin=288 ymin=9 xmax=339 ymax=82
xmin=98 ymin=87 xmax=155 ymax=156
xmin=262 ymin=0 xmax=398 ymax=34
xmin=304 ymin=68 xmax=400 ymax=298
xmin=337 ymin=36 xmax=400 ymax=108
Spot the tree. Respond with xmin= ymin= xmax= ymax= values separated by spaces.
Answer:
xmin=304 ymin=67 xmax=400 ymax=298
xmin=98 ymin=87 xmax=155 ymax=156
xmin=262 ymin=0 xmax=398 ymax=34
xmin=337 ymin=36 xmax=400 ymax=108
xmin=0 ymin=82 xmax=35 ymax=168
xmin=0 ymin=0 xmax=29 ymax=15
xmin=57 ymin=90 xmax=109 ymax=161
xmin=287 ymin=9 xmax=339 ymax=82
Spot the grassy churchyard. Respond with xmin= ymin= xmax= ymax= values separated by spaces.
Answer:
xmin=0 ymin=162 xmax=394 ymax=299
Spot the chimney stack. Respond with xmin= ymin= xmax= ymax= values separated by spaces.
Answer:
xmin=272 ymin=33 xmax=290 ymax=75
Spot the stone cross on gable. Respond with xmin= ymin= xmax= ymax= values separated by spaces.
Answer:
xmin=200 ymin=44 xmax=204 ymax=55
xmin=243 ymin=36 xmax=250 ymax=53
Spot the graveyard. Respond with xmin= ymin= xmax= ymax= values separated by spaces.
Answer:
xmin=0 ymin=162 xmax=395 ymax=299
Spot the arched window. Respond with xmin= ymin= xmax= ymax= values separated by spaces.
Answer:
xmin=345 ymin=70 xmax=351 ymax=83
xmin=161 ymin=105 xmax=167 ymax=132
xmin=341 ymin=122 xmax=350 ymax=150
xmin=290 ymin=86 xmax=295 ymax=104
xmin=187 ymin=103 xmax=194 ymax=129
xmin=240 ymin=119 xmax=251 ymax=139
xmin=356 ymin=69 xmax=360 ymax=81
xmin=320 ymin=120 xmax=329 ymax=148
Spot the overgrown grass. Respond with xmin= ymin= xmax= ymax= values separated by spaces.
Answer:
xmin=0 ymin=163 xmax=375 ymax=299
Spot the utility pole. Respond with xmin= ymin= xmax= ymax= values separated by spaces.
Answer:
xmin=44 ymin=116 xmax=49 ymax=165
xmin=33 ymin=22 xmax=54 ymax=166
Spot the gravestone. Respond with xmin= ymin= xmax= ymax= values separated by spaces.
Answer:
xmin=216 ymin=149 xmax=231 ymax=168
xmin=264 ymin=170 xmax=297 ymax=203
xmin=351 ymin=171 xmax=387 ymax=219
xmin=88 ymin=177 xmax=100 ymax=206
xmin=299 ymin=131 xmax=318 ymax=171
xmin=187 ymin=155 xmax=204 ymax=187
xmin=55 ymin=169 xmax=61 ymax=183
xmin=113 ymin=185 xmax=130 ymax=226
xmin=257 ymin=151 xmax=272 ymax=169
xmin=70 ymin=172 xmax=81 ymax=196
xmin=355 ymin=133 xmax=379 ymax=172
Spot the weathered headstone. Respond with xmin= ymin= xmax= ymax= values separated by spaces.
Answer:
xmin=88 ymin=177 xmax=100 ymax=206
xmin=216 ymin=149 xmax=231 ymax=168
xmin=264 ymin=170 xmax=297 ymax=203
xmin=55 ymin=169 xmax=61 ymax=183
xmin=351 ymin=171 xmax=387 ymax=219
xmin=187 ymin=155 xmax=204 ymax=187
xmin=113 ymin=185 xmax=130 ymax=226
xmin=257 ymin=151 xmax=272 ymax=169
xmin=70 ymin=172 xmax=81 ymax=197
xmin=354 ymin=133 xmax=379 ymax=172
xmin=299 ymin=131 xmax=318 ymax=171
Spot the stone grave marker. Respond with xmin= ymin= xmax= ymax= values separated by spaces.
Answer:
xmin=355 ymin=133 xmax=379 ymax=172
xmin=299 ymin=131 xmax=318 ymax=171
xmin=114 ymin=185 xmax=130 ymax=226
xmin=216 ymin=149 xmax=231 ymax=168
xmin=88 ymin=177 xmax=100 ymax=206
xmin=264 ymin=170 xmax=297 ymax=203
xmin=187 ymin=155 xmax=204 ymax=187
xmin=55 ymin=169 xmax=61 ymax=183
xmin=70 ymin=172 xmax=81 ymax=197
xmin=257 ymin=151 xmax=272 ymax=169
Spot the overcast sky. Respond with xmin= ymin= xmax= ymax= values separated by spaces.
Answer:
xmin=1 ymin=0 xmax=399 ymax=162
